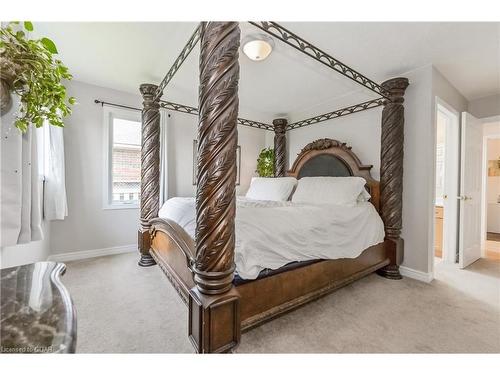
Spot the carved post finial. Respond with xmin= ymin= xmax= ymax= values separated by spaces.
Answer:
xmin=378 ymin=77 xmax=409 ymax=280
xmin=381 ymin=77 xmax=409 ymax=104
xmin=273 ymin=118 xmax=287 ymax=177
xmin=138 ymin=83 xmax=162 ymax=267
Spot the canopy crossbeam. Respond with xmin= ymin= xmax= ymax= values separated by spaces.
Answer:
xmin=248 ymin=22 xmax=390 ymax=100
xmin=159 ymin=101 xmax=273 ymax=130
xmin=287 ymin=98 xmax=384 ymax=130
xmin=154 ymin=23 xmax=202 ymax=102
xmin=94 ymin=99 xmax=273 ymax=131
xmin=150 ymin=21 xmax=390 ymax=131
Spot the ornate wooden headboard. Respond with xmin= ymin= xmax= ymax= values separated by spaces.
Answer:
xmin=287 ymin=138 xmax=380 ymax=211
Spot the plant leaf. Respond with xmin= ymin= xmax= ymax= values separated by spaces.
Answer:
xmin=24 ymin=21 xmax=34 ymax=31
xmin=68 ymin=97 xmax=76 ymax=105
xmin=41 ymin=37 xmax=58 ymax=54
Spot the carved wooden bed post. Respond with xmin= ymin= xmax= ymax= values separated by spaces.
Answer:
xmin=188 ymin=22 xmax=241 ymax=353
xmin=377 ymin=77 xmax=409 ymax=279
xmin=138 ymin=83 xmax=162 ymax=267
xmin=273 ymin=118 xmax=287 ymax=177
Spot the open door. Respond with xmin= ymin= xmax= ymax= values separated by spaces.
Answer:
xmin=458 ymin=112 xmax=483 ymax=268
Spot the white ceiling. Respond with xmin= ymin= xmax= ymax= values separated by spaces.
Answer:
xmin=34 ymin=22 xmax=500 ymax=122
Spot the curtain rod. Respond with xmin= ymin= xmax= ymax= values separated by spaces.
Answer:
xmin=94 ymin=99 xmax=172 ymax=117
xmin=94 ymin=99 xmax=140 ymax=112
xmin=94 ymin=99 xmax=274 ymax=131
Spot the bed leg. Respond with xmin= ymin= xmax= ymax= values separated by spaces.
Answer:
xmin=138 ymin=230 xmax=156 ymax=267
xmin=189 ymin=286 xmax=241 ymax=353
xmin=377 ymin=265 xmax=401 ymax=279
xmin=377 ymin=238 xmax=403 ymax=279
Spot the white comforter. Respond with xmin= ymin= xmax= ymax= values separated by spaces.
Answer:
xmin=158 ymin=197 xmax=385 ymax=280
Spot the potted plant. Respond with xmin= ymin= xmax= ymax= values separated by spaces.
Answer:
xmin=0 ymin=21 xmax=75 ymax=132
xmin=256 ymin=147 xmax=275 ymax=177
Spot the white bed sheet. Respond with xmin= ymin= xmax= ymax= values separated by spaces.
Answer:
xmin=158 ymin=197 xmax=385 ymax=280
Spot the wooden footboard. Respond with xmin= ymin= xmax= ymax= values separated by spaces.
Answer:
xmin=150 ymin=218 xmax=195 ymax=304
xmin=237 ymin=243 xmax=389 ymax=331
xmin=150 ymin=217 xmax=391 ymax=345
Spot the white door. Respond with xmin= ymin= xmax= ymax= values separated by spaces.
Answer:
xmin=459 ymin=112 xmax=483 ymax=268
xmin=437 ymin=103 xmax=460 ymax=264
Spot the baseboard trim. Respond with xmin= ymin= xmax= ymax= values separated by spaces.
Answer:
xmin=400 ymin=266 xmax=433 ymax=283
xmin=47 ymin=244 xmax=136 ymax=263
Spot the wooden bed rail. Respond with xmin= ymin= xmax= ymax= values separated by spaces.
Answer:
xmin=150 ymin=218 xmax=196 ymax=269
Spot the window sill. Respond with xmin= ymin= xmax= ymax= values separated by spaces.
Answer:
xmin=102 ymin=204 xmax=140 ymax=210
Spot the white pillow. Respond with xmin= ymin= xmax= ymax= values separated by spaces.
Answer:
xmin=245 ymin=177 xmax=297 ymax=201
xmin=291 ymin=176 xmax=369 ymax=206
xmin=357 ymin=188 xmax=372 ymax=202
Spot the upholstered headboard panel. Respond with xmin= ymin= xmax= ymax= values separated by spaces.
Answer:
xmin=297 ymin=154 xmax=352 ymax=179
xmin=287 ymin=138 xmax=380 ymax=211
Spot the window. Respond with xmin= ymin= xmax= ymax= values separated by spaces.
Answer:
xmin=103 ymin=107 xmax=141 ymax=209
xmin=36 ymin=122 xmax=50 ymax=181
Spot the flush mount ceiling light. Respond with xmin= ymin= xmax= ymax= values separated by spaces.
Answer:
xmin=242 ymin=35 xmax=274 ymax=61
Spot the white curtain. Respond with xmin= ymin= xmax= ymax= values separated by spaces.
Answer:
xmin=1 ymin=99 xmax=68 ymax=247
xmin=159 ymin=108 xmax=169 ymax=206
xmin=43 ymin=125 xmax=68 ymax=220
xmin=1 ymin=104 xmax=43 ymax=246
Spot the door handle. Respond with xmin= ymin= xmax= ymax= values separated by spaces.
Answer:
xmin=458 ymin=195 xmax=472 ymax=201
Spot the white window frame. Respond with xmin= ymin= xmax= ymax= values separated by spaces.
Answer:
xmin=102 ymin=105 xmax=141 ymax=210
xmin=36 ymin=122 xmax=50 ymax=182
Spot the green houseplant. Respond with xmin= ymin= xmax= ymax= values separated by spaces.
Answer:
xmin=256 ymin=147 xmax=275 ymax=177
xmin=0 ymin=21 xmax=75 ymax=132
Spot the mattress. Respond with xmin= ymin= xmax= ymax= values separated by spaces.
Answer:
xmin=158 ymin=197 xmax=385 ymax=280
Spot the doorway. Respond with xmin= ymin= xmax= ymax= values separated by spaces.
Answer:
xmin=432 ymin=111 xmax=499 ymax=301
xmin=481 ymin=118 xmax=500 ymax=260
xmin=433 ymin=99 xmax=460 ymax=269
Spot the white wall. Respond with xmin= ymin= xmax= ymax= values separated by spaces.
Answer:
xmin=236 ymin=126 xmax=267 ymax=193
xmin=48 ymin=81 xmax=142 ymax=255
xmin=388 ymin=66 xmax=467 ymax=274
xmin=400 ymin=65 xmax=433 ymax=273
xmin=432 ymin=68 xmax=469 ymax=113
xmin=167 ymin=112 xmax=266 ymax=197
xmin=287 ymin=108 xmax=383 ymax=179
xmin=469 ymin=94 xmax=500 ymax=119
xmin=48 ymin=80 xmax=266 ymax=256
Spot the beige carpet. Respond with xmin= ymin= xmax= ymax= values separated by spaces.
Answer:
xmin=63 ymin=253 xmax=500 ymax=353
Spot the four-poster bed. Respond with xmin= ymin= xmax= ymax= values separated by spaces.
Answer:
xmin=136 ymin=21 xmax=409 ymax=353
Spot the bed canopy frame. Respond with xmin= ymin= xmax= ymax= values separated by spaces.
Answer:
xmin=133 ymin=22 xmax=409 ymax=353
